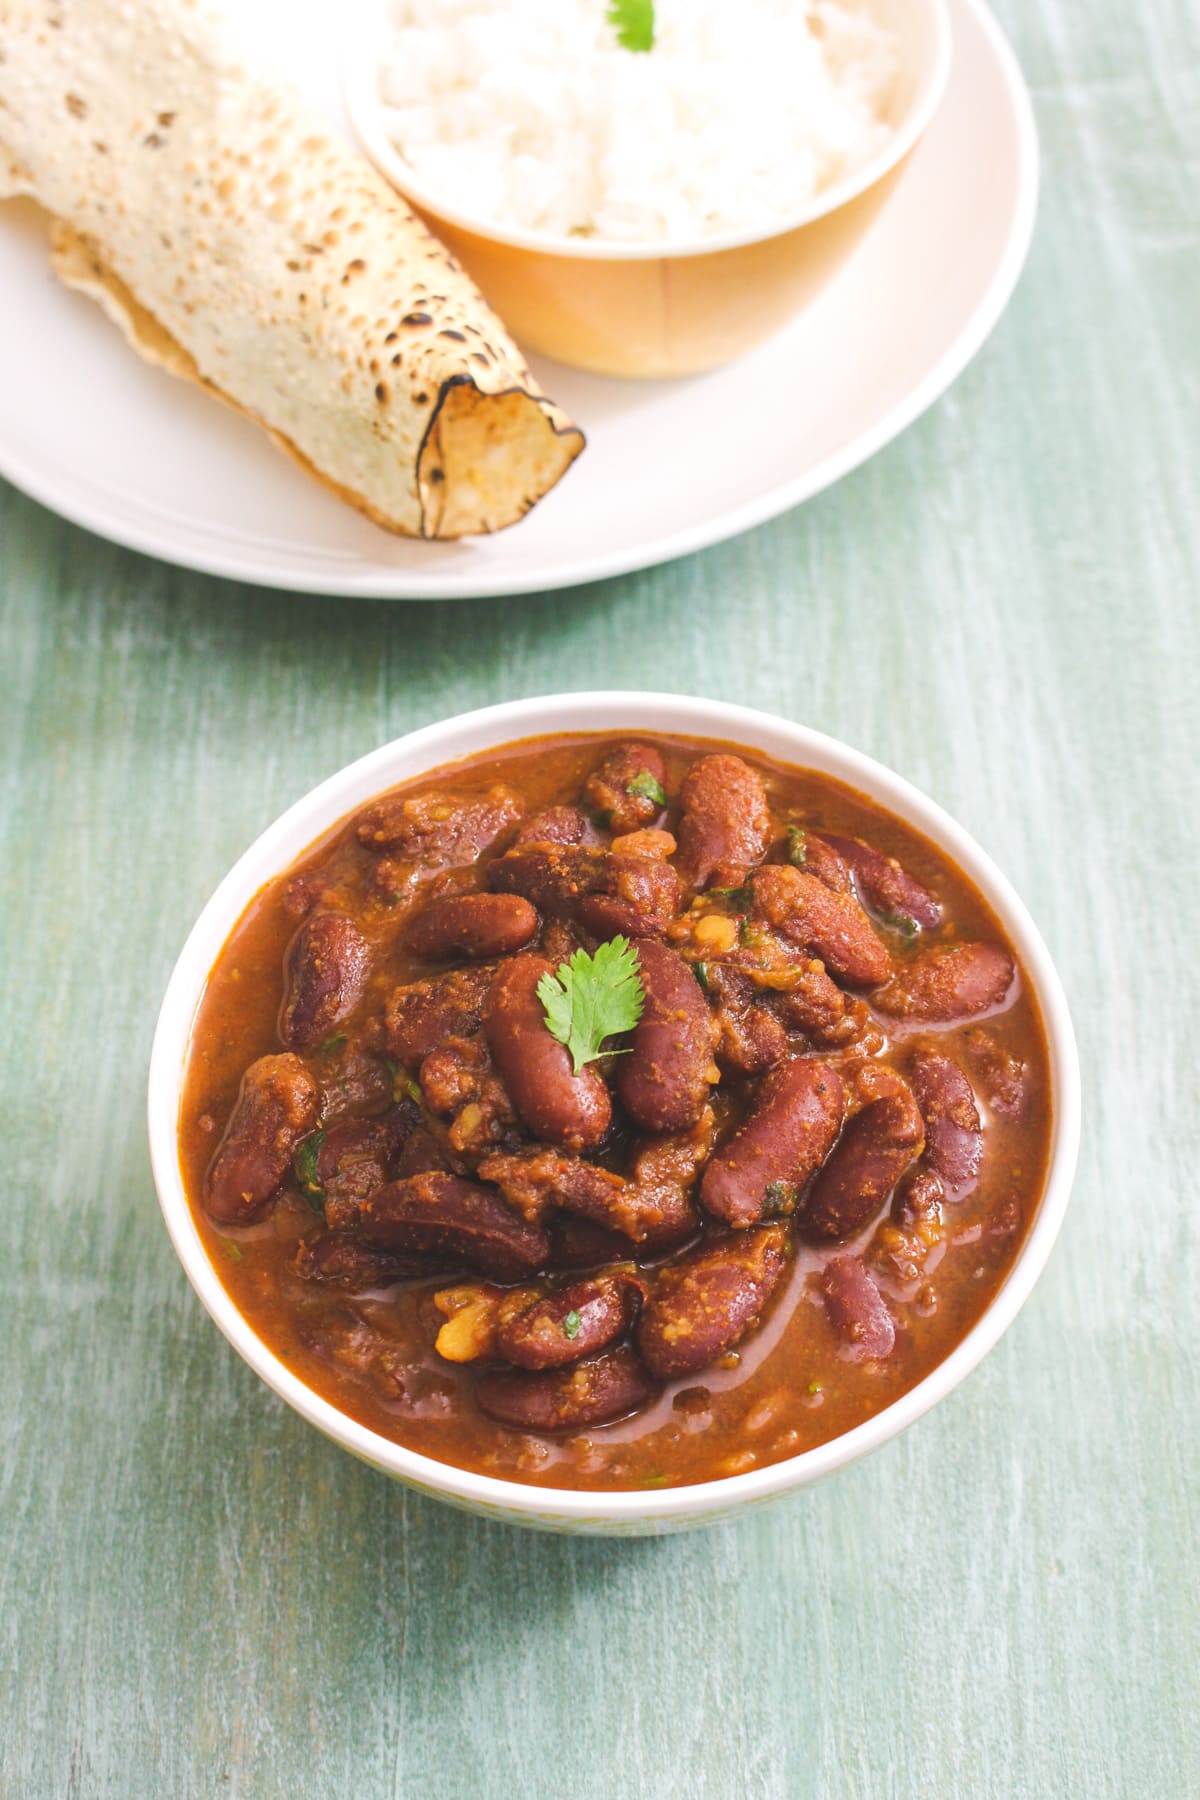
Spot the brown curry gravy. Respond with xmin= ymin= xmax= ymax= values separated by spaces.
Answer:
xmin=179 ymin=733 xmax=1052 ymax=1490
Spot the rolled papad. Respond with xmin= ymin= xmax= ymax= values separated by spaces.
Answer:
xmin=0 ymin=1 xmax=584 ymax=538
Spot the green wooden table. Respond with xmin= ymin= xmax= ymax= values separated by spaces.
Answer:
xmin=3 ymin=1 xmax=1197 ymax=1792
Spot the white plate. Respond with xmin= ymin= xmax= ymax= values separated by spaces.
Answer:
xmin=0 ymin=0 xmax=1035 ymax=599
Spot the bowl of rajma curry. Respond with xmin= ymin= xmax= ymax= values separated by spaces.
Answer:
xmin=149 ymin=693 xmax=1080 ymax=1534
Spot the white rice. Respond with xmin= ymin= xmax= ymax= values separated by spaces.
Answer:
xmin=379 ymin=0 xmax=899 ymax=245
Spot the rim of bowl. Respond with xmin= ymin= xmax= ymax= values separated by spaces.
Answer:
xmin=148 ymin=693 xmax=1080 ymax=1526
xmin=341 ymin=0 xmax=954 ymax=263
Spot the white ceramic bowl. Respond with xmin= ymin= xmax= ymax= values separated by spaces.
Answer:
xmin=342 ymin=0 xmax=952 ymax=377
xmin=148 ymin=694 xmax=1080 ymax=1535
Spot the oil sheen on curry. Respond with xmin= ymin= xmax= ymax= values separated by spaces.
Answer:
xmin=180 ymin=734 xmax=1052 ymax=1491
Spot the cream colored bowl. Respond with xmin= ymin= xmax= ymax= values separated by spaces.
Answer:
xmin=342 ymin=0 xmax=952 ymax=379
xmin=148 ymin=693 xmax=1080 ymax=1537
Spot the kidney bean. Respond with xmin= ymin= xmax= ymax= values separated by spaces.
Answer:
xmin=540 ymin=917 xmax=580 ymax=965
xmin=292 ymin=1234 xmax=427 ymax=1290
xmin=487 ymin=844 xmax=599 ymax=914
xmin=512 ymin=806 xmax=605 ymax=849
xmin=484 ymin=954 xmax=611 ymax=1151
xmin=497 ymin=1273 xmax=642 ymax=1370
xmin=637 ymin=1226 xmax=788 ymax=1378
xmin=706 ymin=965 xmax=789 ymax=1074
xmin=475 ymin=1346 xmax=653 ymax=1430
xmin=596 ymin=852 xmax=683 ymax=933
xmin=281 ymin=867 xmax=335 ymax=919
xmin=584 ymin=743 xmax=668 ymax=835
xmin=575 ymin=852 xmax=682 ymax=937
xmin=385 ymin=963 xmax=495 ymax=1065
xmin=962 ymin=1026 xmax=1027 ymax=1117
xmin=565 ymin=1166 xmax=703 ymax=1249
xmin=844 ymin=1059 xmax=909 ymax=1108
xmin=478 ymin=1145 xmax=627 ymax=1225
xmin=618 ymin=1110 xmax=714 ymax=1245
xmin=316 ymin=1103 xmax=415 ymax=1184
xmin=547 ymin=1215 xmax=637 ymax=1270
xmin=718 ymin=1005 xmax=790 ymax=1075
xmin=206 ymin=1054 xmax=318 ymax=1223
xmin=483 ymin=1143 xmax=696 ymax=1253
xmin=391 ymin=1125 xmax=453 ymax=1181
xmin=770 ymin=965 xmax=858 ymax=1042
xmin=418 ymin=1033 xmax=489 ymax=1117
xmin=676 ymin=754 xmax=771 ymax=889
xmin=617 ymin=940 xmax=717 ymax=1132
xmin=869 ymin=1165 xmax=946 ymax=1285
xmin=355 ymin=783 xmax=522 ymax=860
xmin=575 ymin=893 xmax=660 ymax=940
xmin=564 ymin=1209 xmax=705 ymax=1267
xmin=634 ymin=1213 xmax=706 ymax=1257
xmin=490 ymin=845 xmax=682 ymax=936
xmin=311 ymin=1037 xmax=393 ymax=1124
xmin=360 ymin=1172 xmax=549 ymax=1279
xmin=419 ymin=1037 xmax=515 ymax=1155
xmin=873 ymin=942 xmax=1016 ymax=1025
xmin=405 ymin=892 xmax=538 ymax=961
xmin=892 ymin=1164 xmax=945 ymax=1229
xmin=798 ymin=1085 xmax=925 ymax=1242
xmin=788 ymin=830 xmax=852 ymax=893
xmin=280 ymin=912 xmax=370 ymax=1050
xmin=483 ymin=1108 xmax=711 ymax=1248
xmin=313 ymin=1101 xmax=419 ymax=1230
xmin=750 ymin=865 xmax=891 ymax=987
xmin=701 ymin=1057 xmax=846 ymax=1228
xmin=682 ymin=913 xmax=860 ymax=1018
xmin=820 ymin=1257 xmax=896 ymax=1360
xmin=819 ymin=833 xmax=943 ymax=931
xmin=372 ymin=856 xmax=486 ymax=914
xmin=909 ymin=1052 xmax=983 ymax=1193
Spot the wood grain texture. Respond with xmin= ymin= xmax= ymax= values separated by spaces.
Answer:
xmin=1 ymin=0 xmax=1197 ymax=1792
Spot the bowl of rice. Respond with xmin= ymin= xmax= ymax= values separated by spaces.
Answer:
xmin=344 ymin=0 xmax=952 ymax=379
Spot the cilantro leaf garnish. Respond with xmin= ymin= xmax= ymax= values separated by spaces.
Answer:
xmin=563 ymin=1309 xmax=582 ymax=1341
xmin=294 ymin=1129 xmax=327 ymax=1210
xmin=384 ymin=1053 xmax=421 ymax=1106
xmin=710 ymin=879 xmax=756 ymax=909
xmin=877 ymin=908 xmax=919 ymax=941
xmin=608 ymin=0 xmax=655 ymax=52
xmin=763 ymin=1180 xmax=797 ymax=1217
xmin=787 ymin=825 xmax=807 ymax=867
xmin=537 ymin=936 xmax=645 ymax=1074
xmin=626 ymin=770 xmax=666 ymax=808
